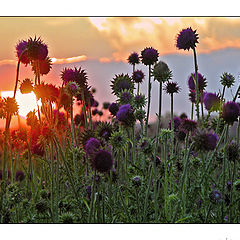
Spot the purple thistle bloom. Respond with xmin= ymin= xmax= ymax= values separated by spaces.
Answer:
xmin=92 ymin=150 xmax=113 ymax=173
xmin=180 ymin=118 xmax=197 ymax=132
xmin=85 ymin=137 xmax=101 ymax=155
xmin=193 ymin=131 xmax=218 ymax=151
xmin=119 ymin=91 xmax=133 ymax=104
xmin=189 ymin=90 xmax=196 ymax=103
xmin=169 ymin=117 xmax=182 ymax=131
xmin=92 ymin=108 xmax=98 ymax=116
xmin=206 ymin=132 xmax=218 ymax=151
xmin=164 ymin=81 xmax=181 ymax=94
xmin=109 ymin=102 xmax=119 ymax=116
xmin=132 ymin=70 xmax=145 ymax=83
xmin=27 ymin=37 xmax=48 ymax=61
xmin=116 ymin=104 xmax=135 ymax=125
xmin=188 ymin=73 xmax=207 ymax=91
xmin=222 ymin=101 xmax=240 ymax=125
xmin=127 ymin=52 xmax=140 ymax=65
xmin=16 ymin=40 xmax=30 ymax=65
xmin=140 ymin=47 xmax=159 ymax=66
xmin=176 ymin=27 xmax=199 ymax=51
xmin=61 ymin=68 xmax=75 ymax=84
xmin=203 ymin=92 xmax=220 ymax=111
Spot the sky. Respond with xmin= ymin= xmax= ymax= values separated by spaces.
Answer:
xmin=0 ymin=17 xmax=240 ymax=125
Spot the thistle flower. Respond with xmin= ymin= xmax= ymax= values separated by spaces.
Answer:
xmin=226 ymin=141 xmax=240 ymax=162
xmin=203 ymin=92 xmax=221 ymax=112
xmin=193 ymin=131 xmax=218 ymax=152
xmin=152 ymin=61 xmax=172 ymax=83
xmin=109 ymin=102 xmax=119 ymax=116
xmin=180 ymin=113 xmax=188 ymax=119
xmin=109 ymin=131 xmax=129 ymax=151
xmin=189 ymin=90 xmax=196 ymax=103
xmin=127 ymin=52 xmax=140 ymax=65
xmin=3 ymin=97 xmax=18 ymax=115
xmin=220 ymin=72 xmax=235 ymax=88
xmin=188 ymin=73 xmax=207 ymax=91
xmin=116 ymin=104 xmax=135 ymax=126
xmin=85 ymin=137 xmax=101 ymax=155
xmin=32 ymin=57 xmax=52 ymax=75
xmin=15 ymin=170 xmax=25 ymax=182
xmin=102 ymin=102 xmax=110 ymax=110
xmin=221 ymin=101 xmax=240 ymax=125
xmin=96 ymin=122 xmax=113 ymax=141
xmin=135 ymin=109 xmax=146 ymax=122
xmin=61 ymin=68 xmax=75 ymax=84
xmin=180 ymin=118 xmax=197 ymax=132
xmin=74 ymin=113 xmax=84 ymax=126
xmin=34 ymin=83 xmax=59 ymax=102
xmin=98 ymin=110 xmax=103 ymax=116
xmin=111 ymin=74 xmax=134 ymax=96
xmin=78 ymin=129 xmax=96 ymax=147
xmin=140 ymin=47 xmax=159 ymax=66
xmin=26 ymin=36 xmax=48 ymax=61
xmin=168 ymin=117 xmax=182 ymax=131
xmin=118 ymin=90 xmax=134 ymax=105
xmin=59 ymin=212 xmax=75 ymax=224
xmin=91 ymin=150 xmax=113 ymax=173
xmin=19 ymin=78 xmax=33 ymax=94
xmin=16 ymin=40 xmax=30 ymax=65
xmin=164 ymin=81 xmax=181 ymax=94
xmin=134 ymin=94 xmax=146 ymax=109
xmin=209 ymin=190 xmax=222 ymax=204
xmin=92 ymin=109 xmax=98 ymax=116
xmin=132 ymin=70 xmax=145 ymax=83
xmin=176 ymin=27 xmax=199 ymax=51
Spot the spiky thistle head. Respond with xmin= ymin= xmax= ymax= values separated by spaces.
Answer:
xmin=176 ymin=27 xmax=199 ymax=51
xmin=3 ymin=97 xmax=18 ymax=115
xmin=19 ymin=78 xmax=33 ymax=94
xmin=91 ymin=150 xmax=113 ymax=173
xmin=109 ymin=102 xmax=119 ymax=116
xmin=140 ymin=47 xmax=159 ymax=66
xmin=78 ymin=129 xmax=96 ymax=148
xmin=221 ymin=101 xmax=240 ymax=125
xmin=203 ymin=92 xmax=221 ymax=112
xmin=95 ymin=122 xmax=113 ymax=141
xmin=225 ymin=141 xmax=240 ymax=162
xmin=188 ymin=73 xmax=207 ymax=91
xmin=220 ymin=72 xmax=235 ymax=88
xmin=152 ymin=61 xmax=172 ymax=83
xmin=32 ymin=57 xmax=52 ymax=76
xmin=116 ymin=104 xmax=135 ymax=126
xmin=133 ymin=94 xmax=146 ymax=109
xmin=132 ymin=70 xmax=145 ymax=84
xmin=127 ymin=52 xmax=140 ymax=65
xmin=118 ymin=90 xmax=134 ymax=105
xmin=84 ymin=137 xmax=101 ymax=155
xmin=110 ymin=130 xmax=129 ymax=151
xmin=180 ymin=118 xmax=197 ymax=133
xmin=110 ymin=74 xmax=134 ymax=96
xmin=164 ymin=81 xmax=181 ymax=94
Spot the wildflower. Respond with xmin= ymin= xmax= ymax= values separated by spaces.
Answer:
xmin=135 ymin=109 xmax=146 ymax=122
xmin=188 ymin=73 xmax=207 ymax=91
xmin=96 ymin=122 xmax=113 ymax=141
xmin=140 ymin=47 xmax=159 ymax=66
xmin=98 ymin=110 xmax=103 ymax=116
xmin=193 ymin=131 xmax=218 ymax=152
xmin=176 ymin=27 xmax=199 ymax=51
xmin=127 ymin=52 xmax=140 ymax=65
xmin=111 ymin=74 xmax=134 ymax=96
xmin=32 ymin=57 xmax=52 ymax=76
xmin=221 ymin=101 xmax=240 ymax=125
xmin=92 ymin=109 xmax=98 ymax=116
xmin=109 ymin=102 xmax=119 ymax=116
xmin=180 ymin=118 xmax=197 ymax=132
xmin=116 ymin=104 xmax=135 ymax=126
xmin=118 ymin=90 xmax=134 ymax=105
xmin=134 ymin=94 xmax=146 ymax=109
xmin=91 ymin=150 xmax=113 ymax=173
xmin=85 ymin=137 xmax=101 ymax=155
xmin=26 ymin=111 xmax=38 ymax=127
xmin=102 ymin=102 xmax=110 ymax=110
xmin=164 ymin=81 xmax=181 ymax=94
xmin=74 ymin=113 xmax=84 ymax=126
xmin=209 ymin=190 xmax=222 ymax=204
xmin=220 ymin=72 xmax=235 ymax=88
xmin=139 ymin=137 xmax=154 ymax=156
xmin=203 ymin=92 xmax=221 ymax=112
xmin=168 ymin=117 xmax=182 ymax=131
xmin=61 ymin=68 xmax=75 ymax=84
xmin=110 ymin=131 xmax=129 ymax=151
xmin=26 ymin=36 xmax=48 ymax=61
xmin=180 ymin=113 xmax=188 ymax=119
xmin=19 ymin=78 xmax=33 ymax=94
xmin=152 ymin=61 xmax=172 ymax=83
xmin=66 ymin=81 xmax=79 ymax=96
xmin=15 ymin=170 xmax=25 ymax=182
xmin=3 ymin=97 xmax=18 ymax=115
xmin=225 ymin=141 xmax=240 ymax=162
xmin=78 ymin=129 xmax=96 ymax=147
xmin=189 ymin=90 xmax=196 ymax=103
xmin=16 ymin=40 xmax=30 ymax=65
xmin=132 ymin=70 xmax=145 ymax=83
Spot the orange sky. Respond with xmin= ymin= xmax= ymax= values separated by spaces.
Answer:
xmin=1 ymin=17 xmax=240 ymax=65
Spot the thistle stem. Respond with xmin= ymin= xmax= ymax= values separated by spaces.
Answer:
xmin=193 ymin=47 xmax=200 ymax=122
xmin=145 ymin=65 xmax=152 ymax=136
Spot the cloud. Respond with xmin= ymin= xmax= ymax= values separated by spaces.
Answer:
xmin=51 ymin=55 xmax=87 ymax=64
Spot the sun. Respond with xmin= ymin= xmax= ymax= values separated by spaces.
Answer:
xmin=1 ymin=90 xmax=40 ymax=118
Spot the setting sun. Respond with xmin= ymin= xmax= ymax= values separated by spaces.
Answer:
xmin=1 ymin=90 xmax=40 ymax=118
